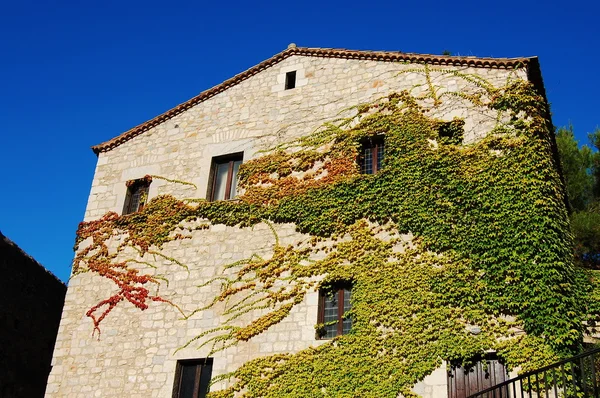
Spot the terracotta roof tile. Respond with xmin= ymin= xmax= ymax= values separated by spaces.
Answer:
xmin=92 ymin=46 xmax=538 ymax=154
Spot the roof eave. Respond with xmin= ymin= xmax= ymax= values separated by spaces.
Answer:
xmin=91 ymin=46 xmax=535 ymax=155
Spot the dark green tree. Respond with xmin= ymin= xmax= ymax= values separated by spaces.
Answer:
xmin=590 ymin=129 xmax=600 ymax=198
xmin=556 ymin=126 xmax=600 ymax=268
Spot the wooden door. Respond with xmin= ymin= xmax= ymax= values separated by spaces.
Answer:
xmin=447 ymin=354 xmax=507 ymax=398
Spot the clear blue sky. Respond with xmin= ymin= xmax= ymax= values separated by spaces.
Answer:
xmin=1 ymin=0 xmax=598 ymax=282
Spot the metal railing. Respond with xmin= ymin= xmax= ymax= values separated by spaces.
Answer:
xmin=468 ymin=347 xmax=600 ymax=398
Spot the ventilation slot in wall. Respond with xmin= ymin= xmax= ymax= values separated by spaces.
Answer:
xmin=285 ymin=71 xmax=297 ymax=90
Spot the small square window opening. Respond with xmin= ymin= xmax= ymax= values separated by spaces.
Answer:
xmin=438 ymin=119 xmax=464 ymax=145
xmin=123 ymin=178 xmax=151 ymax=215
xmin=317 ymin=284 xmax=352 ymax=339
xmin=208 ymin=153 xmax=243 ymax=201
xmin=358 ymin=136 xmax=385 ymax=174
xmin=285 ymin=71 xmax=297 ymax=90
xmin=172 ymin=358 xmax=213 ymax=398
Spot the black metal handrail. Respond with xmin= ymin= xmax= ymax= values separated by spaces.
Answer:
xmin=468 ymin=347 xmax=600 ymax=398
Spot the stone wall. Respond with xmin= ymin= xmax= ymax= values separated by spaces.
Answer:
xmin=47 ymin=53 xmax=529 ymax=397
xmin=82 ymin=55 xmax=526 ymax=222
xmin=0 ymin=232 xmax=66 ymax=398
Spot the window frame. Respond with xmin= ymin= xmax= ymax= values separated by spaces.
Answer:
xmin=122 ymin=178 xmax=151 ymax=215
xmin=358 ymin=135 xmax=385 ymax=175
xmin=172 ymin=358 xmax=214 ymax=398
xmin=207 ymin=152 xmax=243 ymax=201
xmin=317 ymin=284 xmax=352 ymax=339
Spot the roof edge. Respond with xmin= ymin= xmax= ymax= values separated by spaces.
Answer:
xmin=92 ymin=46 xmax=536 ymax=154
xmin=0 ymin=230 xmax=67 ymax=286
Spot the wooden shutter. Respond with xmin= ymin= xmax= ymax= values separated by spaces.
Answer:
xmin=122 ymin=187 xmax=133 ymax=215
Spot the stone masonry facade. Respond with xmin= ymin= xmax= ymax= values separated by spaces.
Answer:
xmin=47 ymin=48 xmax=535 ymax=397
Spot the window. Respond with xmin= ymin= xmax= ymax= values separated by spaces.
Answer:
xmin=172 ymin=358 xmax=213 ymax=398
xmin=438 ymin=119 xmax=464 ymax=145
xmin=207 ymin=153 xmax=243 ymax=201
xmin=358 ymin=136 xmax=384 ymax=174
xmin=317 ymin=285 xmax=352 ymax=339
xmin=285 ymin=71 xmax=297 ymax=90
xmin=122 ymin=177 xmax=151 ymax=215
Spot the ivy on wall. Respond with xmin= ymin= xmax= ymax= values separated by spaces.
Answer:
xmin=73 ymin=67 xmax=598 ymax=397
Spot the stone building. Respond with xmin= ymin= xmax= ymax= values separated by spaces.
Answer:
xmin=46 ymin=45 xmax=567 ymax=398
xmin=0 ymin=231 xmax=66 ymax=397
